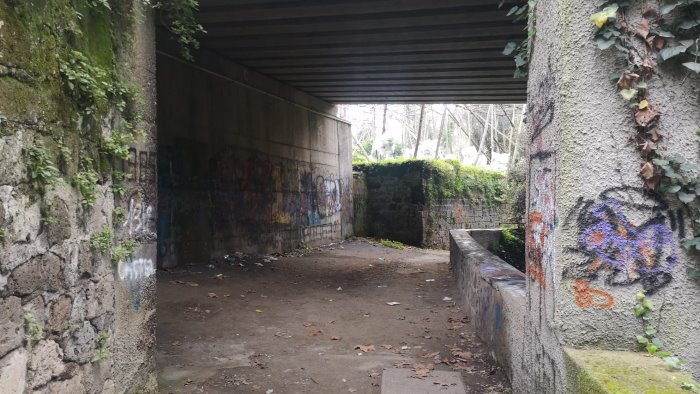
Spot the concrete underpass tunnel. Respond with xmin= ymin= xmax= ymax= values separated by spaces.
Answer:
xmin=153 ymin=0 xmax=526 ymax=270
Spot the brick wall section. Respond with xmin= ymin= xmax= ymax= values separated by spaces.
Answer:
xmin=355 ymin=163 xmax=509 ymax=248
xmin=423 ymin=199 xmax=507 ymax=249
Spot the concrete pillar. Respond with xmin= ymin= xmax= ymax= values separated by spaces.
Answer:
xmin=527 ymin=0 xmax=700 ymax=389
xmin=111 ymin=3 xmax=157 ymax=391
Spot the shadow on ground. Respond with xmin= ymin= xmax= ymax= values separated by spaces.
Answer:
xmin=156 ymin=239 xmax=510 ymax=393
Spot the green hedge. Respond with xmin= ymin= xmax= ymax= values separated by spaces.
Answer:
xmin=353 ymin=159 xmax=506 ymax=206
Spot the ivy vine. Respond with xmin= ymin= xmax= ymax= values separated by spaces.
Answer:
xmin=589 ymin=0 xmax=700 ymax=277
xmin=501 ymin=0 xmax=537 ymax=78
xmin=152 ymin=0 xmax=206 ymax=61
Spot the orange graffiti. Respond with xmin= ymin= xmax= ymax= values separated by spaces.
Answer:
xmin=527 ymin=211 xmax=547 ymax=288
xmin=572 ymin=279 xmax=614 ymax=309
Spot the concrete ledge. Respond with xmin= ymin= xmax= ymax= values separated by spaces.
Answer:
xmin=449 ymin=229 xmax=526 ymax=381
xmin=565 ymin=348 xmax=700 ymax=394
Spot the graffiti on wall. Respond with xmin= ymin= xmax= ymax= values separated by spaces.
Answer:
xmin=123 ymin=197 xmax=155 ymax=238
xmin=527 ymin=66 xmax=558 ymax=289
xmin=566 ymin=187 xmax=680 ymax=295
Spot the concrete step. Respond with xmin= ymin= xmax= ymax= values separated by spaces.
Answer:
xmin=381 ymin=369 xmax=466 ymax=394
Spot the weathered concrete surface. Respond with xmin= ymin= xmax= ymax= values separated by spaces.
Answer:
xmin=528 ymin=0 xmax=700 ymax=386
xmin=450 ymin=230 xmax=562 ymax=393
xmin=156 ymin=39 xmax=353 ymax=267
xmin=381 ymin=369 xmax=466 ymax=394
xmin=156 ymin=240 xmax=509 ymax=393
xmin=564 ymin=348 xmax=700 ymax=394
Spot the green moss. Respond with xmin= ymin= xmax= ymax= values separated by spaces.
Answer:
xmin=565 ymin=348 xmax=700 ymax=394
xmin=354 ymin=159 xmax=506 ymax=206
xmin=380 ymin=239 xmax=405 ymax=249
xmin=488 ymin=226 xmax=525 ymax=272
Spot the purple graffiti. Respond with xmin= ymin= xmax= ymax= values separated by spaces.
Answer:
xmin=579 ymin=198 xmax=678 ymax=292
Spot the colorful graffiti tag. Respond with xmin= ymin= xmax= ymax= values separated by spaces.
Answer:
xmin=567 ymin=187 xmax=681 ymax=294
xmin=572 ymin=279 xmax=614 ymax=309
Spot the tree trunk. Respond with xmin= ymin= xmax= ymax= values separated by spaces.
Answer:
xmin=381 ymin=104 xmax=388 ymax=135
xmin=413 ymin=104 xmax=425 ymax=159
xmin=434 ymin=107 xmax=447 ymax=159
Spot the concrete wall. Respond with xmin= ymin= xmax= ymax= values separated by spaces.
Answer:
xmin=524 ymin=0 xmax=700 ymax=389
xmin=0 ymin=2 xmax=156 ymax=392
xmin=156 ymin=41 xmax=352 ymax=267
xmin=450 ymin=230 xmax=547 ymax=393
xmin=423 ymin=199 xmax=506 ymax=249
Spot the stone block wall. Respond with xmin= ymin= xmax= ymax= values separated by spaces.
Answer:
xmin=423 ymin=199 xmax=508 ymax=249
xmin=156 ymin=40 xmax=353 ymax=267
xmin=0 ymin=1 xmax=156 ymax=392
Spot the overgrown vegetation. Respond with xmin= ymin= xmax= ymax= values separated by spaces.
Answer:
xmin=589 ymin=0 xmax=700 ymax=278
xmin=501 ymin=0 xmax=537 ymax=78
xmin=380 ymin=239 xmax=405 ymax=249
xmin=112 ymin=240 xmax=137 ymax=262
xmin=354 ymin=159 xmax=507 ymax=206
xmin=155 ymin=0 xmax=206 ymax=61
xmin=25 ymin=143 xmax=61 ymax=194
xmin=90 ymin=228 xmax=137 ymax=262
xmin=489 ymin=226 xmax=526 ymax=272
xmin=91 ymin=331 xmax=110 ymax=363
xmin=72 ymin=158 xmax=100 ymax=207
xmin=24 ymin=313 xmax=44 ymax=344
xmin=633 ymin=292 xmax=686 ymax=370
xmin=90 ymin=228 xmax=114 ymax=252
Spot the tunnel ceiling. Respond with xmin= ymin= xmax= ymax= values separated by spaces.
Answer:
xmin=192 ymin=0 xmax=527 ymax=104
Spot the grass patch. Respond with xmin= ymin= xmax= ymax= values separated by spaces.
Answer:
xmin=380 ymin=239 xmax=405 ymax=249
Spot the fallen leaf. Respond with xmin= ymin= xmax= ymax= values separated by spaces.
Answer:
xmin=641 ymin=7 xmax=658 ymax=18
xmin=354 ymin=344 xmax=376 ymax=352
xmin=646 ymin=128 xmax=663 ymax=142
xmin=635 ymin=18 xmax=650 ymax=38
xmin=411 ymin=363 xmax=434 ymax=379
xmin=634 ymin=107 xmax=660 ymax=127
xmin=640 ymin=161 xmax=656 ymax=180
xmin=422 ymin=352 xmax=440 ymax=359
xmin=394 ymin=360 xmax=411 ymax=368
xmin=386 ymin=302 xmax=401 ymax=306
xmin=617 ymin=71 xmax=640 ymax=90
xmin=184 ymin=378 xmax=193 ymax=386
xmin=639 ymin=99 xmax=649 ymax=110
xmin=380 ymin=344 xmax=393 ymax=350
xmin=307 ymin=330 xmax=323 ymax=337
xmin=641 ymin=140 xmax=656 ymax=155
xmin=451 ymin=349 xmax=472 ymax=359
xmin=255 ymin=309 xmax=263 ymax=313
xmin=651 ymin=36 xmax=666 ymax=50
xmin=303 ymin=322 xmax=314 ymax=327
xmin=442 ymin=297 xmax=452 ymax=302
xmin=368 ymin=371 xmax=381 ymax=378
xmin=331 ymin=336 xmax=343 ymax=341
xmin=207 ymin=293 xmax=217 ymax=298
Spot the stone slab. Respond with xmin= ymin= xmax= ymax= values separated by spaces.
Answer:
xmin=381 ymin=369 xmax=466 ymax=394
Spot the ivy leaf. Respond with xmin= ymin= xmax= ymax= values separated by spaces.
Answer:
xmin=688 ymin=267 xmax=700 ymax=279
xmin=596 ymin=37 xmax=617 ymax=49
xmin=646 ymin=326 xmax=657 ymax=336
xmin=657 ymin=351 xmax=671 ymax=358
xmin=652 ymin=338 xmax=664 ymax=348
xmin=634 ymin=305 xmax=647 ymax=317
xmin=682 ymin=62 xmax=700 ymax=73
xmin=649 ymin=28 xmax=675 ymax=37
xmin=646 ymin=344 xmax=658 ymax=355
xmin=643 ymin=298 xmax=654 ymax=310
xmin=639 ymin=100 xmax=649 ymax=109
xmin=661 ymin=183 xmax=682 ymax=193
xmin=636 ymin=335 xmax=649 ymax=344
xmin=619 ymin=88 xmax=638 ymax=100
xmin=507 ymin=5 xmax=520 ymax=16
xmin=503 ymin=42 xmax=518 ymax=56
xmin=660 ymin=2 xmax=681 ymax=15
xmin=659 ymin=40 xmax=694 ymax=61
xmin=678 ymin=192 xmax=696 ymax=203
xmin=590 ymin=5 xmax=619 ymax=28
xmin=678 ymin=19 xmax=700 ymax=30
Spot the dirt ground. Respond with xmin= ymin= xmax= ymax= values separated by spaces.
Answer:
xmin=156 ymin=239 xmax=510 ymax=393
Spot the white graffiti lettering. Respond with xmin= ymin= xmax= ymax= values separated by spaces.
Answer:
xmin=123 ymin=198 xmax=154 ymax=236
xmin=118 ymin=258 xmax=155 ymax=281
